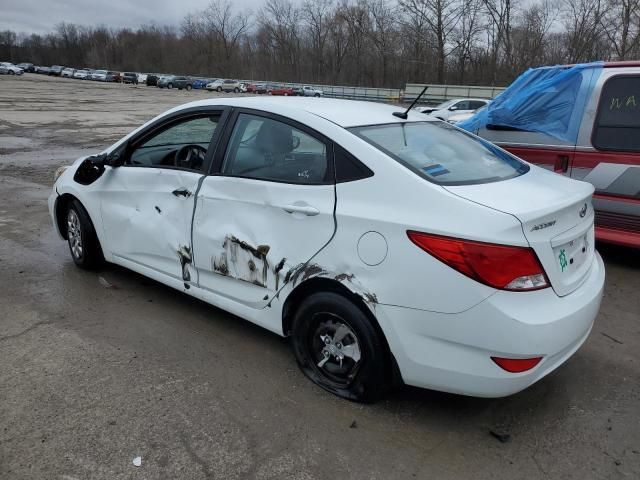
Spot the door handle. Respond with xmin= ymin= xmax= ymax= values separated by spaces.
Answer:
xmin=172 ymin=188 xmax=192 ymax=197
xmin=554 ymin=155 xmax=569 ymax=173
xmin=282 ymin=204 xmax=320 ymax=216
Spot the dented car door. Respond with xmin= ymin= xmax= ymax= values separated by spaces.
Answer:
xmin=99 ymin=111 xmax=225 ymax=285
xmin=192 ymin=110 xmax=336 ymax=308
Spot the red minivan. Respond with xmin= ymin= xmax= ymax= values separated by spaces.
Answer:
xmin=473 ymin=62 xmax=640 ymax=248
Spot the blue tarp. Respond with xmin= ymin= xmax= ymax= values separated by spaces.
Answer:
xmin=458 ymin=62 xmax=604 ymax=143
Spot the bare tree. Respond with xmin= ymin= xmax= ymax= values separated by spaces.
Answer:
xmin=399 ymin=0 xmax=462 ymax=83
xmin=600 ymin=0 xmax=640 ymax=59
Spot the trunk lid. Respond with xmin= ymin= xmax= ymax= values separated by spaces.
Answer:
xmin=444 ymin=167 xmax=595 ymax=296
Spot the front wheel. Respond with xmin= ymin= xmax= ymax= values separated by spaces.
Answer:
xmin=186 ymin=84 xmax=192 ymax=91
xmin=217 ymin=86 xmax=222 ymax=92
xmin=66 ymin=199 xmax=103 ymax=270
xmin=291 ymin=292 xmax=388 ymax=402
xmin=168 ymin=83 xmax=173 ymax=89
xmin=234 ymin=87 xmax=239 ymax=93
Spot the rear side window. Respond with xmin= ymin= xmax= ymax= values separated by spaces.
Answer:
xmin=593 ymin=75 xmax=640 ymax=152
xmin=350 ymin=122 xmax=529 ymax=186
xmin=334 ymin=145 xmax=374 ymax=183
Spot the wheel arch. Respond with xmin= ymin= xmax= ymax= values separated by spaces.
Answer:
xmin=54 ymin=193 xmax=78 ymax=240
xmin=281 ymin=276 xmax=402 ymax=386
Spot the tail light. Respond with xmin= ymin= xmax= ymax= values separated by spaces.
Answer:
xmin=407 ymin=231 xmax=549 ymax=291
xmin=492 ymin=356 xmax=543 ymax=373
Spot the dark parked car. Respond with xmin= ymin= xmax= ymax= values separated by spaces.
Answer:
xmin=17 ymin=62 xmax=35 ymax=73
xmin=174 ymin=76 xmax=194 ymax=90
xmin=122 ymin=72 xmax=139 ymax=84
xmin=146 ymin=74 xmax=159 ymax=86
xmin=49 ymin=65 xmax=64 ymax=76
xmin=106 ymin=71 xmax=121 ymax=82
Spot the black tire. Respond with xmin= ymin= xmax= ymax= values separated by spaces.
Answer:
xmin=217 ymin=86 xmax=222 ymax=92
xmin=9 ymin=71 xmax=15 ymax=75
xmin=291 ymin=292 xmax=388 ymax=402
xmin=65 ymin=199 xmax=103 ymax=270
xmin=186 ymin=84 xmax=192 ymax=91
xmin=168 ymin=83 xmax=173 ymax=89
xmin=234 ymin=87 xmax=239 ymax=93
xmin=314 ymin=93 xmax=320 ymax=97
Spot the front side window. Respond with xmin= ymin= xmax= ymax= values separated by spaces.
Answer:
xmin=350 ymin=122 xmax=528 ymax=186
xmin=593 ymin=75 xmax=640 ymax=152
xmin=128 ymin=115 xmax=219 ymax=171
xmin=469 ymin=100 xmax=487 ymax=110
xmin=222 ymin=113 xmax=329 ymax=184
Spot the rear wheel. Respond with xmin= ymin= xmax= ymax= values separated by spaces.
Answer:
xmin=186 ymin=84 xmax=192 ymax=91
xmin=217 ymin=86 xmax=222 ymax=92
xmin=291 ymin=292 xmax=388 ymax=402
xmin=66 ymin=199 xmax=103 ymax=270
xmin=234 ymin=87 xmax=239 ymax=93
xmin=168 ymin=83 xmax=173 ymax=89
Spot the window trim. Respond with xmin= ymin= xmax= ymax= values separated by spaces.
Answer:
xmin=120 ymin=106 xmax=230 ymax=173
xmin=592 ymin=74 xmax=640 ymax=153
xmin=210 ymin=107 xmax=335 ymax=186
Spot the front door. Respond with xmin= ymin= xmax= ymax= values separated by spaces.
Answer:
xmin=100 ymin=111 xmax=225 ymax=285
xmin=192 ymin=111 xmax=337 ymax=308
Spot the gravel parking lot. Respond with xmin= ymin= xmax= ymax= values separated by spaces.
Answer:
xmin=1 ymin=74 xmax=639 ymax=480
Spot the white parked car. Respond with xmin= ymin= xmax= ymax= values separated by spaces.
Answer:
xmin=73 ymin=69 xmax=90 ymax=79
xmin=416 ymin=98 xmax=490 ymax=121
xmin=299 ymin=85 xmax=323 ymax=97
xmin=89 ymin=69 xmax=108 ymax=81
xmin=137 ymin=73 xmax=148 ymax=84
xmin=49 ymin=98 xmax=604 ymax=402
xmin=446 ymin=105 xmax=487 ymax=125
xmin=0 ymin=62 xmax=24 ymax=75
xmin=61 ymin=67 xmax=75 ymax=78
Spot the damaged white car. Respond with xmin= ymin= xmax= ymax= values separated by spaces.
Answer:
xmin=50 ymin=97 xmax=604 ymax=402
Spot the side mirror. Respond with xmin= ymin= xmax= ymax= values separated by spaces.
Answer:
xmin=449 ymin=106 xmax=458 ymax=111
xmin=105 ymin=150 xmax=125 ymax=167
xmin=74 ymin=154 xmax=107 ymax=185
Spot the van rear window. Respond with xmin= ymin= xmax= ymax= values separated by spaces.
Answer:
xmin=593 ymin=75 xmax=640 ymax=152
xmin=350 ymin=122 xmax=529 ymax=186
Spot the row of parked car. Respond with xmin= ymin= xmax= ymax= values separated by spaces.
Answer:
xmin=6 ymin=61 xmax=326 ymax=97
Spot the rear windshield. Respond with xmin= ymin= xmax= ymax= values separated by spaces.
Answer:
xmin=350 ymin=122 xmax=529 ymax=186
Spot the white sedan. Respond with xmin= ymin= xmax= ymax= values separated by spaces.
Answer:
xmin=49 ymin=98 xmax=604 ymax=402
xmin=0 ymin=62 xmax=24 ymax=75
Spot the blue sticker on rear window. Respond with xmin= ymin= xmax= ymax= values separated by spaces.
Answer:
xmin=423 ymin=164 xmax=450 ymax=177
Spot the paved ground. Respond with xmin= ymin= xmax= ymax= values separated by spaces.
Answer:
xmin=0 ymin=74 xmax=639 ymax=480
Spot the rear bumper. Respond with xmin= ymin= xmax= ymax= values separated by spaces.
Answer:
xmin=375 ymin=252 xmax=605 ymax=397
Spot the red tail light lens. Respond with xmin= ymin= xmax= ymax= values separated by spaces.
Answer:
xmin=491 ymin=356 xmax=543 ymax=373
xmin=407 ymin=231 xmax=549 ymax=291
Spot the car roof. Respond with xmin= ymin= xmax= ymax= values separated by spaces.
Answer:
xmin=171 ymin=97 xmax=437 ymax=128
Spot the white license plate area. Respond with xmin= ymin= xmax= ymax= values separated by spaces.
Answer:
xmin=553 ymin=233 xmax=590 ymax=275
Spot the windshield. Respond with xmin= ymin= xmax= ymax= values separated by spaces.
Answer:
xmin=350 ymin=122 xmax=529 ymax=186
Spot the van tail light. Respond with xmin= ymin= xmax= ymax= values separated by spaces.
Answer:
xmin=491 ymin=356 xmax=543 ymax=373
xmin=407 ymin=231 xmax=549 ymax=291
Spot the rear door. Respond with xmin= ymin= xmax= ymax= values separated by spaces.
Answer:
xmin=192 ymin=110 xmax=337 ymax=308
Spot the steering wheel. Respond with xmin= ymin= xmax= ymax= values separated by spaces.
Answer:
xmin=174 ymin=144 xmax=207 ymax=170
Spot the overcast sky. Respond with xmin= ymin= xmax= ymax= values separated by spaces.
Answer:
xmin=0 ymin=0 xmax=257 ymax=34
